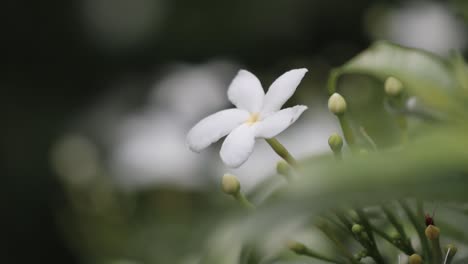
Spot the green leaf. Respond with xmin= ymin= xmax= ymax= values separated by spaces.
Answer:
xmin=203 ymin=125 xmax=468 ymax=263
xmin=328 ymin=41 xmax=464 ymax=117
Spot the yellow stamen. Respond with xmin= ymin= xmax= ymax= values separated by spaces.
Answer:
xmin=245 ymin=113 xmax=260 ymax=126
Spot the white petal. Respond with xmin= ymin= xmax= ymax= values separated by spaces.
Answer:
xmin=261 ymin=68 xmax=308 ymax=114
xmin=220 ymin=124 xmax=256 ymax=168
xmin=227 ymin=70 xmax=264 ymax=112
xmin=255 ymin=105 xmax=307 ymax=138
xmin=187 ymin=109 xmax=249 ymax=152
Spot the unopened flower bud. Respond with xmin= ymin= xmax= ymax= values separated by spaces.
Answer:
xmin=351 ymin=224 xmax=364 ymax=234
xmin=222 ymin=174 xmax=240 ymax=195
xmin=328 ymin=133 xmax=343 ymax=152
xmin=286 ymin=240 xmax=306 ymax=254
xmin=276 ymin=160 xmax=290 ymax=176
xmin=409 ymin=254 xmax=423 ymax=264
xmin=444 ymin=244 xmax=457 ymax=257
xmin=384 ymin=76 xmax=403 ymax=97
xmin=328 ymin=93 xmax=347 ymax=115
xmin=425 ymin=225 xmax=440 ymax=240
xmin=349 ymin=210 xmax=359 ymax=223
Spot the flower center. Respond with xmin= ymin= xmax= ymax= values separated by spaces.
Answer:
xmin=245 ymin=112 xmax=260 ymax=126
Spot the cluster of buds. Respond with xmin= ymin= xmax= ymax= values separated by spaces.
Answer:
xmin=423 ymin=213 xmax=458 ymax=264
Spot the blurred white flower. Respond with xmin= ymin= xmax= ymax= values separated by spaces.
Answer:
xmin=109 ymin=61 xmax=238 ymax=190
xmin=111 ymin=111 xmax=207 ymax=190
xmin=187 ymin=69 xmax=308 ymax=168
xmin=385 ymin=1 xmax=467 ymax=55
xmin=151 ymin=61 xmax=235 ymax=121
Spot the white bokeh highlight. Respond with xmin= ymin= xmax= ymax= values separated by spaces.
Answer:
xmin=385 ymin=1 xmax=467 ymax=55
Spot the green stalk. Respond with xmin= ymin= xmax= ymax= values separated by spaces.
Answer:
xmin=372 ymin=224 xmax=414 ymax=255
xmin=265 ymin=138 xmax=298 ymax=167
xmin=354 ymin=208 xmax=385 ymax=263
xmin=317 ymin=222 xmax=362 ymax=264
xmin=431 ymin=237 xmax=443 ymax=264
xmin=381 ymin=204 xmax=415 ymax=253
xmin=338 ymin=115 xmax=356 ymax=150
xmin=233 ymin=192 xmax=255 ymax=210
xmin=399 ymin=200 xmax=431 ymax=263
xmin=301 ymin=246 xmax=347 ymax=264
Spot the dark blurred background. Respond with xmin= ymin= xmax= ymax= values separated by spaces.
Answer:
xmin=2 ymin=0 xmax=467 ymax=263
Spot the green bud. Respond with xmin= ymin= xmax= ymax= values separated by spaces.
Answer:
xmin=425 ymin=225 xmax=440 ymax=240
xmin=351 ymin=224 xmax=364 ymax=234
xmin=328 ymin=133 xmax=343 ymax=152
xmin=384 ymin=76 xmax=403 ymax=97
xmin=328 ymin=93 xmax=347 ymax=115
xmin=286 ymin=240 xmax=306 ymax=254
xmin=222 ymin=174 xmax=240 ymax=195
xmin=276 ymin=160 xmax=290 ymax=176
xmin=409 ymin=254 xmax=423 ymax=264
xmin=444 ymin=244 xmax=457 ymax=257
xmin=349 ymin=210 xmax=360 ymax=223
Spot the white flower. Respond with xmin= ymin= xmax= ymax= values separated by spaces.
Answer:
xmin=186 ymin=68 xmax=308 ymax=168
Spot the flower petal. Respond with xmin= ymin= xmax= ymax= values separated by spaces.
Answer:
xmin=227 ymin=70 xmax=264 ymax=112
xmin=255 ymin=105 xmax=307 ymax=138
xmin=187 ymin=109 xmax=249 ymax=152
xmin=261 ymin=68 xmax=308 ymax=114
xmin=220 ymin=124 xmax=256 ymax=168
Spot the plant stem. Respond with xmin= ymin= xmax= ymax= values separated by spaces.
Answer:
xmin=359 ymin=126 xmax=377 ymax=151
xmin=234 ymin=192 xmax=255 ymax=210
xmin=381 ymin=204 xmax=415 ymax=253
xmin=431 ymin=238 xmax=443 ymax=264
xmin=317 ymin=222 xmax=362 ymax=264
xmin=372 ymin=224 xmax=414 ymax=255
xmin=338 ymin=115 xmax=356 ymax=151
xmin=355 ymin=208 xmax=385 ymax=264
xmin=265 ymin=138 xmax=298 ymax=167
xmin=300 ymin=246 xmax=347 ymax=264
xmin=399 ymin=200 xmax=431 ymax=263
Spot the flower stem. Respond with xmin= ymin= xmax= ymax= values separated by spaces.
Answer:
xmin=359 ymin=127 xmax=378 ymax=151
xmin=302 ymin=247 xmax=347 ymax=264
xmin=381 ymin=204 xmax=415 ymax=253
xmin=288 ymin=240 xmax=347 ymax=264
xmin=233 ymin=192 xmax=256 ymax=210
xmin=337 ymin=115 xmax=356 ymax=151
xmin=354 ymin=208 xmax=385 ymax=264
xmin=317 ymin=221 xmax=362 ymax=264
xmin=399 ymin=200 xmax=431 ymax=263
xmin=430 ymin=237 xmax=443 ymax=264
xmin=265 ymin=138 xmax=298 ymax=167
xmin=372 ymin=223 xmax=414 ymax=255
